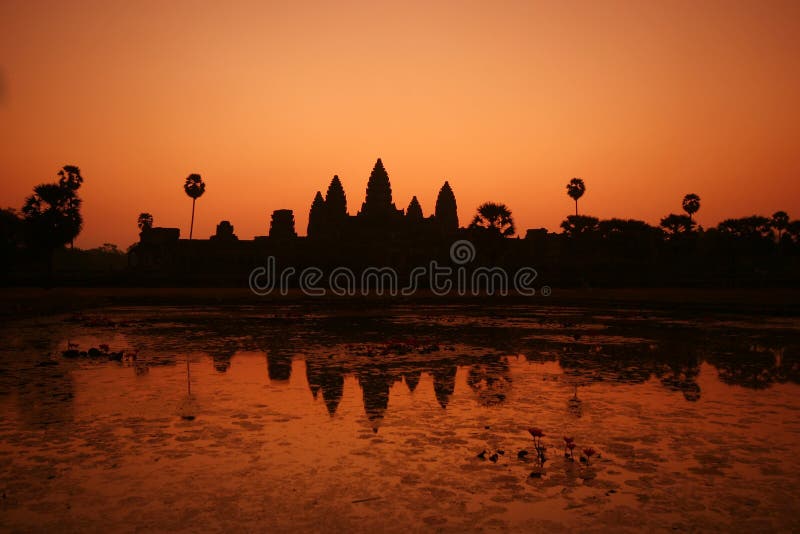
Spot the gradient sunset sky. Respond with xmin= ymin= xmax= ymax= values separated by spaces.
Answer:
xmin=1 ymin=0 xmax=798 ymax=248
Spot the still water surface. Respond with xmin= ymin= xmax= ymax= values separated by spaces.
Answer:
xmin=1 ymin=305 xmax=799 ymax=532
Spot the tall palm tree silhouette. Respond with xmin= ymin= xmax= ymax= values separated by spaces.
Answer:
xmin=183 ymin=174 xmax=205 ymax=240
xmin=682 ymin=194 xmax=701 ymax=222
xmin=470 ymin=202 xmax=515 ymax=237
xmin=566 ymin=178 xmax=586 ymax=216
xmin=57 ymin=165 xmax=83 ymax=248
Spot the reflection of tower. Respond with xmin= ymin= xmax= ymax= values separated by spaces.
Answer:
xmin=358 ymin=369 xmax=395 ymax=430
xmin=266 ymin=350 xmax=293 ymax=382
xmin=404 ymin=370 xmax=421 ymax=393
xmin=306 ymin=360 xmax=345 ymax=416
xmin=210 ymin=347 xmax=236 ymax=373
xmin=467 ymin=358 xmax=512 ymax=406
xmin=432 ymin=366 xmax=457 ymax=409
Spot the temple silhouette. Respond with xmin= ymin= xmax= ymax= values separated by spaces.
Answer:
xmin=130 ymin=158 xmax=462 ymax=281
xmin=121 ymin=157 xmax=800 ymax=287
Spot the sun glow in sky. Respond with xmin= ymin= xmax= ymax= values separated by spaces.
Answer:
xmin=1 ymin=0 xmax=798 ymax=248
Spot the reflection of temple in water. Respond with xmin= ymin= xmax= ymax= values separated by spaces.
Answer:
xmin=432 ymin=366 xmax=457 ymax=408
xmin=305 ymin=360 xmax=345 ymax=416
xmin=358 ymin=369 xmax=397 ymax=429
xmin=107 ymin=311 xmax=800 ymax=426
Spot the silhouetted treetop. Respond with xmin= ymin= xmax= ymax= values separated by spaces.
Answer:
xmin=406 ymin=196 xmax=423 ymax=221
xmin=57 ymin=165 xmax=83 ymax=191
xmin=660 ymin=213 xmax=695 ymax=238
xmin=183 ymin=173 xmax=205 ymax=240
xmin=561 ymin=215 xmax=600 ymax=237
xmin=325 ymin=175 xmax=347 ymax=218
xmin=566 ymin=177 xmax=586 ymax=216
xmin=22 ymin=182 xmax=83 ymax=252
xmin=470 ymin=202 xmax=515 ymax=237
xmin=184 ymin=174 xmax=205 ymax=199
xmin=435 ymin=181 xmax=458 ymax=232
xmin=717 ymin=216 xmax=772 ymax=239
xmin=682 ymin=194 xmax=701 ymax=221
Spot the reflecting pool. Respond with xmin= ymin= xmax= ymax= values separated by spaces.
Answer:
xmin=1 ymin=304 xmax=799 ymax=531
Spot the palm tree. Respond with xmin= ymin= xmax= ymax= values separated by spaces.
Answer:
xmin=22 ymin=182 xmax=82 ymax=281
xmin=137 ymin=212 xmax=154 ymax=232
xmin=183 ymin=174 xmax=206 ymax=240
xmin=771 ymin=211 xmax=789 ymax=241
xmin=566 ymin=178 xmax=586 ymax=216
xmin=682 ymin=194 xmax=701 ymax=221
xmin=469 ymin=202 xmax=515 ymax=237
xmin=57 ymin=165 xmax=83 ymax=248
xmin=57 ymin=165 xmax=83 ymax=191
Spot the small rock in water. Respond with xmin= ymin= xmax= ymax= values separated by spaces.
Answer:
xmin=489 ymin=453 xmax=499 ymax=463
xmin=477 ymin=450 xmax=487 ymax=460
xmin=497 ymin=450 xmax=505 ymax=455
xmin=517 ymin=450 xmax=529 ymax=459
xmin=181 ymin=415 xmax=196 ymax=421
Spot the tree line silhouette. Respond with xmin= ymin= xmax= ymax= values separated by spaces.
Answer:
xmin=1 ymin=160 xmax=799 ymax=287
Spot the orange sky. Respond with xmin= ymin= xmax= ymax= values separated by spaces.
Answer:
xmin=1 ymin=0 xmax=798 ymax=248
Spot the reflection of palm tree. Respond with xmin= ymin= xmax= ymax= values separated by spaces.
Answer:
xmin=179 ymin=357 xmax=196 ymax=420
xmin=183 ymin=174 xmax=206 ymax=240
xmin=566 ymin=178 xmax=586 ymax=216
xmin=266 ymin=350 xmax=292 ymax=382
xmin=682 ymin=194 xmax=701 ymax=222
xmin=469 ymin=202 xmax=515 ymax=237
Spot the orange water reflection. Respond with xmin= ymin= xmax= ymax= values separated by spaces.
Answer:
xmin=1 ymin=306 xmax=799 ymax=531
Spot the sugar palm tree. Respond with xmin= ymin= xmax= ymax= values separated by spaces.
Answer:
xmin=470 ymin=202 xmax=515 ymax=237
xmin=183 ymin=174 xmax=206 ymax=240
xmin=566 ymin=178 xmax=586 ymax=216
xmin=682 ymin=194 xmax=701 ymax=221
